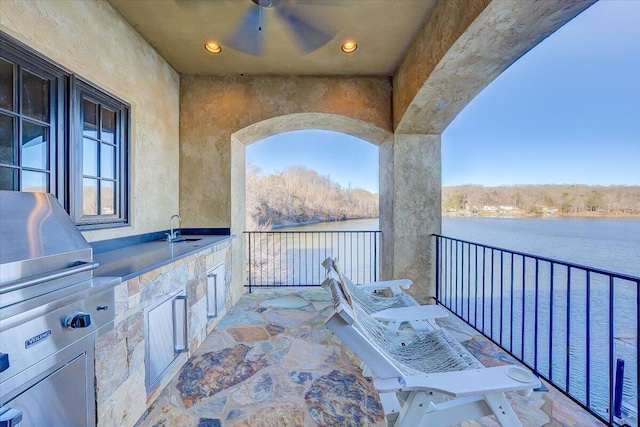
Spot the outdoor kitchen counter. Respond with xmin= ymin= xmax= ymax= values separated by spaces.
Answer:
xmin=93 ymin=235 xmax=233 ymax=281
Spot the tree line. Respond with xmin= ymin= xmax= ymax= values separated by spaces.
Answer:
xmin=247 ymin=165 xmax=640 ymax=229
xmin=246 ymin=166 xmax=378 ymax=229
xmin=443 ymin=184 xmax=640 ymax=216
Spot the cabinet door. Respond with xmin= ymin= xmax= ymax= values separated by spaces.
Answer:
xmin=148 ymin=297 xmax=174 ymax=387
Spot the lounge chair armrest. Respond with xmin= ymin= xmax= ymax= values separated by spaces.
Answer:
xmin=374 ymin=366 xmax=540 ymax=397
xmin=372 ymin=305 xmax=448 ymax=323
xmin=359 ymin=279 xmax=412 ymax=295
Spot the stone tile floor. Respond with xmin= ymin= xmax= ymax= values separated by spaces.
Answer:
xmin=135 ymin=288 xmax=604 ymax=427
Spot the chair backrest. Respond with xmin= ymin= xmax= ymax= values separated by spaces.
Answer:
xmin=322 ymin=256 xmax=349 ymax=286
xmin=322 ymin=257 xmax=415 ymax=314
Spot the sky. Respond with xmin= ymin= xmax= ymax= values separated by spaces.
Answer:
xmin=247 ymin=0 xmax=639 ymax=191
xmin=246 ymin=130 xmax=379 ymax=193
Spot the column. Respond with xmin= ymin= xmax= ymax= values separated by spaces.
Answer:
xmin=380 ymin=134 xmax=441 ymax=303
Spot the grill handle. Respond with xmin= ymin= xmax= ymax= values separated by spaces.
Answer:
xmin=0 ymin=261 xmax=99 ymax=295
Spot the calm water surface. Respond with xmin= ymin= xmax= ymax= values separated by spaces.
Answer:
xmin=441 ymin=216 xmax=640 ymax=277
xmin=288 ymin=217 xmax=640 ymax=276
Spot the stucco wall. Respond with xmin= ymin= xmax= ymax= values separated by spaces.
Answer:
xmin=0 ymin=0 xmax=180 ymax=241
xmin=179 ymin=75 xmax=392 ymax=228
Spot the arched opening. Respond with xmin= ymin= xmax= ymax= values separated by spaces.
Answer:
xmin=246 ymin=129 xmax=379 ymax=229
xmin=229 ymin=113 xmax=391 ymax=298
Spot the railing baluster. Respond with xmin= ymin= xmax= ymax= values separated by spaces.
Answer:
xmin=608 ymin=274 xmax=614 ymax=425
xmin=510 ymin=252 xmax=514 ymax=353
xmin=500 ymin=249 xmax=504 ymax=346
xmin=549 ymin=263 xmax=554 ymax=383
xmin=445 ymin=238 xmax=449 ymax=307
xmin=489 ymin=249 xmax=495 ymax=338
xmin=566 ymin=267 xmax=571 ymax=395
xmin=475 ymin=244 xmax=478 ymax=329
xmin=247 ymin=232 xmax=252 ymax=292
xmin=585 ymin=270 xmax=591 ymax=408
xmin=521 ymin=255 xmax=526 ymax=362
xmin=467 ymin=242 xmax=471 ymax=322
xmin=435 ymin=236 xmax=440 ymax=304
xmin=455 ymin=240 xmax=459 ymax=314
xmin=534 ymin=258 xmax=539 ymax=372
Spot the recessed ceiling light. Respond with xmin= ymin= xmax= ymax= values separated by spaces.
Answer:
xmin=341 ymin=41 xmax=357 ymax=53
xmin=204 ymin=42 xmax=222 ymax=54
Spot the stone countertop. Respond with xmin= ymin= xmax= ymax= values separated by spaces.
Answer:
xmin=94 ymin=235 xmax=233 ymax=281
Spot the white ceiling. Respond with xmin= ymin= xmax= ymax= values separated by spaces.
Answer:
xmin=106 ymin=0 xmax=438 ymax=76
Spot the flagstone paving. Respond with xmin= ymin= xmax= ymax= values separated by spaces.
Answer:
xmin=135 ymin=288 xmax=604 ymax=427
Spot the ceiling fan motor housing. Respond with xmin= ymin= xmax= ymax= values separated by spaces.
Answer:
xmin=252 ymin=0 xmax=275 ymax=8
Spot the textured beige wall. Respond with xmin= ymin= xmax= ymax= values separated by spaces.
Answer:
xmin=393 ymin=0 xmax=595 ymax=134
xmin=385 ymin=134 xmax=441 ymax=303
xmin=0 ymin=0 xmax=180 ymax=241
xmin=180 ymin=75 xmax=392 ymax=228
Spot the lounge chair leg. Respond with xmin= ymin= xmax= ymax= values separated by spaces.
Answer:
xmin=484 ymin=392 xmax=522 ymax=427
xmin=395 ymin=391 xmax=432 ymax=427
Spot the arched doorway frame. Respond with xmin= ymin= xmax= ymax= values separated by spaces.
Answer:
xmin=229 ymin=112 xmax=392 ymax=300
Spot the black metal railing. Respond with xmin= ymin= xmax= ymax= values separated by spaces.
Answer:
xmin=434 ymin=234 xmax=639 ymax=426
xmin=244 ymin=230 xmax=381 ymax=291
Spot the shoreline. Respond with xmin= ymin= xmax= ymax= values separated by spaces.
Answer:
xmin=266 ymin=214 xmax=639 ymax=230
xmin=271 ymin=217 xmax=378 ymax=229
xmin=443 ymin=212 xmax=640 ymax=219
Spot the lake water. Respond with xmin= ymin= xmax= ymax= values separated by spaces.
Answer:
xmin=279 ymin=216 xmax=639 ymax=420
xmin=285 ymin=216 xmax=640 ymax=276
xmin=441 ymin=216 xmax=640 ymax=277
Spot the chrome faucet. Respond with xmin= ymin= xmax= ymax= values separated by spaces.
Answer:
xmin=167 ymin=214 xmax=182 ymax=242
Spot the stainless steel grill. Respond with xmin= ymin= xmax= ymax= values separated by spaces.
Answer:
xmin=0 ymin=191 xmax=120 ymax=427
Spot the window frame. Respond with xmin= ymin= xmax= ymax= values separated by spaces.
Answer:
xmin=1 ymin=31 xmax=131 ymax=230
xmin=71 ymin=77 xmax=130 ymax=229
xmin=0 ymin=33 xmax=68 ymax=204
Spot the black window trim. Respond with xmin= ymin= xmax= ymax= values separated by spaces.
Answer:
xmin=71 ymin=76 xmax=130 ymax=230
xmin=0 ymin=32 xmax=68 ymax=207
xmin=1 ymin=31 xmax=131 ymax=230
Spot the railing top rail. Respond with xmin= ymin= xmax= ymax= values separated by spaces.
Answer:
xmin=434 ymin=233 xmax=640 ymax=283
xmin=245 ymin=230 xmax=382 ymax=234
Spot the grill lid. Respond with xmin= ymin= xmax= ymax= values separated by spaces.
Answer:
xmin=0 ymin=191 xmax=92 ymax=285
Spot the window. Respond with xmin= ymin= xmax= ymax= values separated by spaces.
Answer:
xmin=72 ymin=79 xmax=129 ymax=228
xmin=0 ymin=32 xmax=129 ymax=229
xmin=0 ymin=44 xmax=66 ymax=199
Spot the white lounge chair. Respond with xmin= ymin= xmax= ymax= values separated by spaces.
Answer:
xmin=324 ymin=277 xmax=540 ymax=427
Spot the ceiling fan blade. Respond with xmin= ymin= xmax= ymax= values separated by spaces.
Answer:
xmin=226 ymin=5 xmax=264 ymax=56
xmin=274 ymin=7 xmax=334 ymax=54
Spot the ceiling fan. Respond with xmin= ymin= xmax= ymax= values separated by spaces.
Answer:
xmin=227 ymin=0 xmax=336 ymax=56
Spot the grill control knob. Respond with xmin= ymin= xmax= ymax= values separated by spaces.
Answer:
xmin=0 ymin=352 xmax=9 ymax=373
xmin=65 ymin=312 xmax=92 ymax=329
